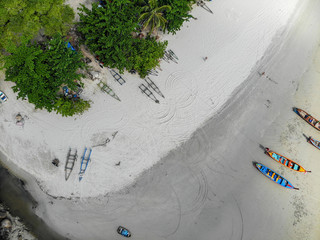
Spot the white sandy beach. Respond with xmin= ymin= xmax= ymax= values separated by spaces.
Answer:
xmin=0 ymin=0 xmax=301 ymax=197
xmin=1 ymin=0 xmax=320 ymax=239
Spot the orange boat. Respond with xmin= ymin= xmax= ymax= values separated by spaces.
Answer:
xmin=265 ymin=148 xmax=311 ymax=173
xmin=293 ymin=107 xmax=320 ymax=131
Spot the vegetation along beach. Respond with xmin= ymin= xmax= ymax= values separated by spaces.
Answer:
xmin=0 ymin=0 xmax=320 ymax=239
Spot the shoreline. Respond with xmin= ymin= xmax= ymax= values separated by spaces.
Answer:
xmin=1 ymin=0 xmax=319 ymax=239
xmin=0 ymin=0 xmax=301 ymax=198
xmin=0 ymin=162 xmax=65 ymax=240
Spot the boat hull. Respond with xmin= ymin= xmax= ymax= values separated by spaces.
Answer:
xmin=254 ymin=163 xmax=298 ymax=190
xmin=308 ymin=136 xmax=320 ymax=150
xmin=293 ymin=107 xmax=320 ymax=131
xmin=265 ymin=150 xmax=307 ymax=173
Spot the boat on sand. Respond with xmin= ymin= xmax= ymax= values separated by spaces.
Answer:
xmin=265 ymin=148 xmax=311 ymax=173
xmin=254 ymin=162 xmax=299 ymax=190
xmin=293 ymin=107 xmax=320 ymax=131
xmin=307 ymin=136 xmax=320 ymax=150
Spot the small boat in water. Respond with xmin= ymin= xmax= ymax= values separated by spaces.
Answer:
xmin=293 ymin=107 xmax=320 ymax=131
xmin=307 ymin=136 xmax=320 ymax=150
xmin=265 ymin=148 xmax=311 ymax=173
xmin=254 ymin=162 xmax=299 ymax=190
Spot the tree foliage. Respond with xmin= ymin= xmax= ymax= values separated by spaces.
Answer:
xmin=0 ymin=0 xmax=74 ymax=51
xmin=54 ymin=98 xmax=90 ymax=117
xmin=78 ymin=1 xmax=167 ymax=78
xmin=138 ymin=0 xmax=171 ymax=34
xmin=2 ymin=34 xmax=89 ymax=116
xmin=159 ymin=0 xmax=195 ymax=34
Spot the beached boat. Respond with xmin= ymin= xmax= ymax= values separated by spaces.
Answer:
xmin=307 ymin=136 xmax=320 ymax=150
xmin=65 ymin=148 xmax=78 ymax=181
xmin=293 ymin=107 xmax=320 ymax=131
xmin=254 ymin=162 xmax=299 ymax=190
xmin=265 ymin=148 xmax=311 ymax=173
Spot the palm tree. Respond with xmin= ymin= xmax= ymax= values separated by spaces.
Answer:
xmin=138 ymin=0 xmax=171 ymax=35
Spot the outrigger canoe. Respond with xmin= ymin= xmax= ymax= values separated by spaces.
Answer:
xmin=265 ymin=148 xmax=311 ymax=173
xmin=293 ymin=107 xmax=320 ymax=131
xmin=307 ymin=136 xmax=320 ymax=150
xmin=254 ymin=162 xmax=299 ymax=190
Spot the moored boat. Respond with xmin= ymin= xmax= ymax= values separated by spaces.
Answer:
xmin=293 ymin=107 xmax=320 ymax=131
xmin=265 ymin=148 xmax=311 ymax=173
xmin=307 ymin=136 xmax=320 ymax=150
xmin=254 ymin=162 xmax=299 ymax=190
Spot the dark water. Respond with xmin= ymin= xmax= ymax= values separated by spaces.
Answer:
xmin=0 ymin=165 xmax=65 ymax=240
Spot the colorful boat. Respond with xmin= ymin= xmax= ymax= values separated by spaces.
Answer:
xmin=293 ymin=107 xmax=320 ymax=131
xmin=254 ymin=162 xmax=299 ymax=190
xmin=265 ymin=148 xmax=311 ymax=173
xmin=307 ymin=136 xmax=320 ymax=150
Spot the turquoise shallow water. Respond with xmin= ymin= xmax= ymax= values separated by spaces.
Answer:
xmin=0 ymin=163 xmax=65 ymax=240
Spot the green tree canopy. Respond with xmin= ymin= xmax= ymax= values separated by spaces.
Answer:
xmin=78 ymin=1 xmax=167 ymax=78
xmin=2 ymin=34 xmax=89 ymax=116
xmin=159 ymin=0 xmax=195 ymax=34
xmin=0 ymin=0 xmax=74 ymax=51
xmin=138 ymin=0 xmax=171 ymax=35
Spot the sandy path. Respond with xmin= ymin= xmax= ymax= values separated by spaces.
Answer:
xmin=25 ymin=0 xmax=320 ymax=239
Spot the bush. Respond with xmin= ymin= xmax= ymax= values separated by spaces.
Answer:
xmin=54 ymin=98 xmax=90 ymax=117
xmin=78 ymin=1 xmax=167 ymax=78
xmin=159 ymin=0 xmax=195 ymax=34
xmin=2 ymin=34 xmax=88 ymax=115
xmin=0 ymin=0 xmax=74 ymax=52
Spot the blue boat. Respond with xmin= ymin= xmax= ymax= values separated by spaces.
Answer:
xmin=79 ymin=148 xmax=92 ymax=181
xmin=254 ymin=162 xmax=299 ymax=190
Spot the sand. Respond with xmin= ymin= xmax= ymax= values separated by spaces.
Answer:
xmin=0 ymin=0 xmax=300 ymax=198
xmin=1 ymin=0 xmax=320 ymax=239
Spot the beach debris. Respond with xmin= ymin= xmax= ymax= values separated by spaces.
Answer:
xmin=0 ymin=218 xmax=12 ymax=239
xmin=98 ymin=81 xmax=121 ymax=101
xmin=115 ymin=161 xmax=121 ymax=166
xmin=95 ymin=56 xmax=104 ymax=68
xmin=62 ymin=85 xmax=83 ymax=100
xmin=89 ymin=71 xmax=101 ymax=81
xmin=109 ymin=68 xmax=126 ymax=85
xmin=79 ymin=148 xmax=92 ymax=182
xmin=92 ymin=131 xmax=118 ymax=148
xmin=1 ymin=219 xmax=12 ymax=230
xmin=258 ymin=71 xmax=277 ymax=84
xmin=52 ymin=158 xmax=59 ymax=167
xmin=65 ymin=148 xmax=78 ymax=181
xmin=203 ymin=56 xmax=208 ymax=61
xmin=197 ymin=0 xmax=213 ymax=14
xmin=139 ymin=84 xmax=160 ymax=103
xmin=144 ymin=77 xmax=165 ymax=98
xmin=0 ymin=204 xmax=35 ymax=240
xmin=15 ymin=113 xmax=25 ymax=126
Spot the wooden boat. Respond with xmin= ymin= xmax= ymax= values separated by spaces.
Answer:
xmin=307 ymin=136 xmax=320 ymax=150
xmin=65 ymin=148 xmax=78 ymax=181
xmin=265 ymin=148 xmax=311 ymax=173
xmin=254 ymin=162 xmax=299 ymax=190
xmin=293 ymin=107 xmax=320 ymax=131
